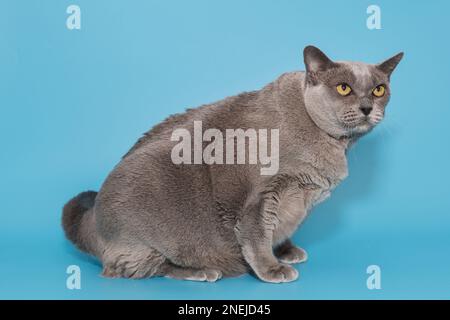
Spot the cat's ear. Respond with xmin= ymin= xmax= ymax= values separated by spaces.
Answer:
xmin=377 ymin=52 xmax=404 ymax=78
xmin=303 ymin=46 xmax=335 ymax=73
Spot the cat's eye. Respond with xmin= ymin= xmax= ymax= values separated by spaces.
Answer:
xmin=372 ymin=85 xmax=385 ymax=97
xmin=336 ymin=83 xmax=352 ymax=96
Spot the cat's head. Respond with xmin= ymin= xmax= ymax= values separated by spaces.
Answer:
xmin=303 ymin=45 xmax=403 ymax=138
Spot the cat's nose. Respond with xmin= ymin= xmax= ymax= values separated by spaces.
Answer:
xmin=359 ymin=106 xmax=373 ymax=116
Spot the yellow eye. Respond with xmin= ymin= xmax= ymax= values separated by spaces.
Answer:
xmin=336 ymin=83 xmax=352 ymax=96
xmin=373 ymin=85 xmax=385 ymax=97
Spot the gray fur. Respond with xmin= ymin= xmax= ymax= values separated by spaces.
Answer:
xmin=62 ymin=46 xmax=402 ymax=283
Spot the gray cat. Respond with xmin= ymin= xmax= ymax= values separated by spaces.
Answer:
xmin=62 ymin=46 xmax=403 ymax=283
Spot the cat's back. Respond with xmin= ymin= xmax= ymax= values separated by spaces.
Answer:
xmin=122 ymin=89 xmax=270 ymax=160
xmin=96 ymin=86 xmax=274 ymax=206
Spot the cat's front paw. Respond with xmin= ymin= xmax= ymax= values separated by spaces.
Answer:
xmin=275 ymin=246 xmax=308 ymax=264
xmin=256 ymin=263 xmax=299 ymax=283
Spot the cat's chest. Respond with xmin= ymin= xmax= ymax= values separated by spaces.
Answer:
xmin=306 ymin=163 xmax=348 ymax=209
xmin=272 ymin=172 xmax=343 ymax=244
xmin=304 ymin=185 xmax=332 ymax=211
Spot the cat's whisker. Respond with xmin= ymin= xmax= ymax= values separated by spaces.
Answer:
xmin=386 ymin=114 xmax=405 ymax=131
xmin=382 ymin=121 xmax=395 ymax=138
xmin=379 ymin=124 xmax=390 ymax=149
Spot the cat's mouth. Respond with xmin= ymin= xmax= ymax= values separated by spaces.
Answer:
xmin=341 ymin=117 xmax=374 ymax=134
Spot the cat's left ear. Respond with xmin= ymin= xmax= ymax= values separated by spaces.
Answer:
xmin=377 ymin=52 xmax=404 ymax=78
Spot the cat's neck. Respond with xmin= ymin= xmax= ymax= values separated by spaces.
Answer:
xmin=272 ymin=71 xmax=352 ymax=183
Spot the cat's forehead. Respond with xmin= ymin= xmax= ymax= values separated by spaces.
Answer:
xmin=343 ymin=61 xmax=387 ymax=85
xmin=320 ymin=61 xmax=387 ymax=88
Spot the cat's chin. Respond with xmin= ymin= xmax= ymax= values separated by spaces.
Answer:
xmin=353 ymin=123 xmax=374 ymax=134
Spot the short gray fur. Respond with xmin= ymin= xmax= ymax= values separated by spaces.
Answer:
xmin=62 ymin=46 xmax=403 ymax=283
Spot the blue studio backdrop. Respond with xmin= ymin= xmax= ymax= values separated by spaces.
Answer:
xmin=1 ymin=0 xmax=450 ymax=299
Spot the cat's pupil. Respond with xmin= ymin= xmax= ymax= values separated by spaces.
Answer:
xmin=342 ymin=84 xmax=346 ymax=90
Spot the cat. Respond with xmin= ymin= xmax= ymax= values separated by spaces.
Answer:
xmin=62 ymin=46 xmax=403 ymax=283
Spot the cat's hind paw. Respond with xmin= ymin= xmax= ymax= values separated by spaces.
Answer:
xmin=162 ymin=264 xmax=223 ymax=282
xmin=185 ymin=269 xmax=223 ymax=282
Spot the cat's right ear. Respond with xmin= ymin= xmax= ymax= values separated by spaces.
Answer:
xmin=303 ymin=46 xmax=335 ymax=74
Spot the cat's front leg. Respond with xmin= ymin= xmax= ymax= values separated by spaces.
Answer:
xmin=274 ymin=239 xmax=308 ymax=264
xmin=235 ymin=194 xmax=299 ymax=283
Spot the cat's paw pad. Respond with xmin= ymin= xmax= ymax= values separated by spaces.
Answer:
xmin=277 ymin=246 xmax=308 ymax=264
xmin=186 ymin=269 xmax=223 ymax=282
xmin=257 ymin=263 xmax=299 ymax=283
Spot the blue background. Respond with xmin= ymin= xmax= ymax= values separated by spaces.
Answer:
xmin=1 ymin=0 xmax=449 ymax=299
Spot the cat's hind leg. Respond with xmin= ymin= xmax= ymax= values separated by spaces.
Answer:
xmin=101 ymin=241 xmax=167 ymax=279
xmin=100 ymin=241 xmax=223 ymax=282
xmin=274 ymin=239 xmax=308 ymax=264
xmin=159 ymin=261 xmax=223 ymax=282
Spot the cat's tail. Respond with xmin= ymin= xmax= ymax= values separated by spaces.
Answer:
xmin=62 ymin=191 xmax=100 ymax=257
